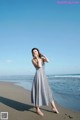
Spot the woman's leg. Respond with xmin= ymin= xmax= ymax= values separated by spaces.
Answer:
xmin=51 ymin=101 xmax=59 ymax=113
xmin=35 ymin=106 xmax=44 ymax=116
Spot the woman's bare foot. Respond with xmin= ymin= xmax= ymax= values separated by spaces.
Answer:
xmin=51 ymin=101 xmax=59 ymax=114
xmin=52 ymin=108 xmax=59 ymax=114
xmin=36 ymin=108 xmax=44 ymax=116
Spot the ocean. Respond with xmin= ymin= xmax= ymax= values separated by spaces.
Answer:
xmin=0 ymin=74 xmax=80 ymax=111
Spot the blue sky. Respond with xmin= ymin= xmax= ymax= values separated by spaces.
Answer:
xmin=0 ymin=0 xmax=80 ymax=75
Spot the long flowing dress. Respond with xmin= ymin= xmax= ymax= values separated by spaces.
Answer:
xmin=31 ymin=60 xmax=53 ymax=106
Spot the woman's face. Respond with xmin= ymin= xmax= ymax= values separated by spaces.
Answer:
xmin=32 ymin=49 xmax=39 ymax=57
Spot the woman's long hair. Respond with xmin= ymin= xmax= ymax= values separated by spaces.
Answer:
xmin=31 ymin=48 xmax=44 ymax=58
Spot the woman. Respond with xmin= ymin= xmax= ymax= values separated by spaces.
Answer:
xmin=31 ymin=48 xmax=59 ymax=116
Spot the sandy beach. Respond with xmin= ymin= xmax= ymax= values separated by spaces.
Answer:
xmin=0 ymin=82 xmax=80 ymax=120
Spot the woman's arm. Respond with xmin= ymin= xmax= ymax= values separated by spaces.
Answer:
xmin=41 ymin=56 xmax=49 ymax=62
xmin=32 ymin=58 xmax=42 ymax=68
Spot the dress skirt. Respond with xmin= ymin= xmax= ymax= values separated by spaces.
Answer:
xmin=31 ymin=63 xmax=53 ymax=106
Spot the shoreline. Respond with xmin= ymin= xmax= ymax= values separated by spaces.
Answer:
xmin=0 ymin=81 xmax=80 ymax=120
xmin=0 ymin=80 xmax=80 ymax=112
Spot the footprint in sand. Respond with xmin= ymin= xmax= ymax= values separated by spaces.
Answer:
xmin=65 ymin=113 xmax=73 ymax=119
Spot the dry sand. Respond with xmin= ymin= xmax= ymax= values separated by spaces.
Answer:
xmin=0 ymin=81 xmax=80 ymax=120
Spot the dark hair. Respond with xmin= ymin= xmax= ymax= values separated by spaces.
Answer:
xmin=31 ymin=48 xmax=44 ymax=58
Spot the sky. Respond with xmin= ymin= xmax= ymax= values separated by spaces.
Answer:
xmin=0 ymin=0 xmax=80 ymax=75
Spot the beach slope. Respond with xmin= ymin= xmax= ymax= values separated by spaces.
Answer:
xmin=0 ymin=82 xmax=80 ymax=120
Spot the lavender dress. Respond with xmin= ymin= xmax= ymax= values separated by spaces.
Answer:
xmin=31 ymin=60 xmax=53 ymax=106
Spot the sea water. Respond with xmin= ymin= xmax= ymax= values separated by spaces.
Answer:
xmin=48 ymin=74 xmax=80 ymax=111
xmin=0 ymin=74 xmax=80 ymax=111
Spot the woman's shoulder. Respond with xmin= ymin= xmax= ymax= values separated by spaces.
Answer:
xmin=32 ymin=58 xmax=37 ymax=63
